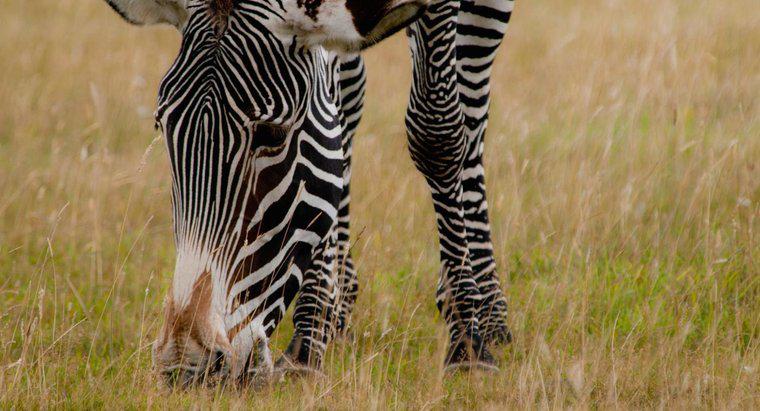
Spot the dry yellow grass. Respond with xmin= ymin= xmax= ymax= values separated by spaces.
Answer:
xmin=0 ymin=0 xmax=758 ymax=408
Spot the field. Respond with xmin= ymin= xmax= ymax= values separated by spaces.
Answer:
xmin=1 ymin=0 xmax=758 ymax=408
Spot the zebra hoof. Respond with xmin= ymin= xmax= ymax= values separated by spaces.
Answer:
xmin=484 ymin=325 xmax=513 ymax=347
xmin=444 ymin=335 xmax=499 ymax=374
xmin=333 ymin=329 xmax=355 ymax=343
xmin=273 ymin=356 xmax=326 ymax=380
xmin=241 ymin=367 xmax=275 ymax=389
xmin=444 ymin=361 xmax=500 ymax=374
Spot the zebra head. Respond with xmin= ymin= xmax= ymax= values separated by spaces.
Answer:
xmin=104 ymin=0 xmax=425 ymax=386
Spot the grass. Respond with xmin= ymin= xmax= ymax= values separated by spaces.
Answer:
xmin=0 ymin=0 xmax=758 ymax=408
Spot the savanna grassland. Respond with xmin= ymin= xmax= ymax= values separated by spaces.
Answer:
xmin=0 ymin=0 xmax=758 ymax=408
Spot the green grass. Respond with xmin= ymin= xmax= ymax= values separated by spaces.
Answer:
xmin=1 ymin=0 xmax=758 ymax=408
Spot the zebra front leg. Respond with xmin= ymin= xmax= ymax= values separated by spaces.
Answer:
xmin=333 ymin=54 xmax=365 ymax=337
xmin=276 ymin=54 xmax=365 ymax=374
xmin=334 ymin=187 xmax=358 ymax=338
xmin=275 ymin=229 xmax=339 ymax=377
xmin=406 ymin=0 xmax=497 ymax=372
xmin=456 ymin=0 xmax=516 ymax=346
xmin=462 ymin=130 xmax=512 ymax=346
xmin=430 ymin=188 xmax=498 ymax=372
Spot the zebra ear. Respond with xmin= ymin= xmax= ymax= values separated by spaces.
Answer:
xmin=104 ymin=0 xmax=188 ymax=29
xmin=350 ymin=0 xmax=428 ymax=50
xmin=284 ymin=0 xmax=427 ymax=52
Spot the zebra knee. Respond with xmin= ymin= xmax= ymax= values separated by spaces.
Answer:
xmin=405 ymin=130 xmax=468 ymax=183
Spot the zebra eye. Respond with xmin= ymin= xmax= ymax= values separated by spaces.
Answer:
xmin=252 ymin=122 xmax=288 ymax=153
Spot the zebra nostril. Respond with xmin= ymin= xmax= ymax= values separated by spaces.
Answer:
xmin=161 ymin=368 xmax=194 ymax=389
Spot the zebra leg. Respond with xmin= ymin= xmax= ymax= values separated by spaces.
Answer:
xmin=334 ymin=54 xmax=366 ymax=337
xmin=276 ymin=55 xmax=365 ymax=373
xmin=461 ymin=130 xmax=512 ymax=346
xmin=406 ymin=0 xmax=497 ymax=371
xmin=456 ymin=0 xmax=515 ymax=346
xmin=275 ymin=229 xmax=339 ymax=376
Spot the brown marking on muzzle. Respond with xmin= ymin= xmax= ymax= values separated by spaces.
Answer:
xmin=156 ymin=271 xmax=230 ymax=366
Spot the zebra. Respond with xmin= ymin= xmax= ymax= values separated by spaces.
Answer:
xmin=102 ymin=0 xmax=513 ymax=385
xmin=104 ymin=0 xmax=425 ymax=386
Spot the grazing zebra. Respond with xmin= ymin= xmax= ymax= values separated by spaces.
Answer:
xmin=102 ymin=0 xmax=513 ymax=385
xmin=104 ymin=0 xmax=425 ymax=386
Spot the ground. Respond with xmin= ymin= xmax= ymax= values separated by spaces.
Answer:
xmin=0 ymin=0 xmax=758 ymax=408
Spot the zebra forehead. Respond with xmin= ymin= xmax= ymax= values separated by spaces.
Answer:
xmin=207 ymin=0 xmax=236 ymax=31
xmin=210 ymin=0 xmax=235 ymax=11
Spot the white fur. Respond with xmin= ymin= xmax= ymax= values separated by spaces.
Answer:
xmin=281 ymin=0 xmax=427 ymax=52
xmin=106 ymin=0 xmax=188 ymax=29
xmin=281 ymin=0 xmax=364 ymax=52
